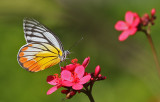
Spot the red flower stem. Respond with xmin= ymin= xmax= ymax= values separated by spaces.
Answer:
xmin=81 ymin=85 xmax=95 ymax=102
xmin=143 ymin=23 xmax=160 ymax=76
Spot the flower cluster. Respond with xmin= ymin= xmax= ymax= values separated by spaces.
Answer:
xmin=141 ymin=8 xmax=156 ymax=26
xmin=115 ymin=8 xmax=156 ymax=41
xmin=47 ymin=57 xmax=106 ymax=99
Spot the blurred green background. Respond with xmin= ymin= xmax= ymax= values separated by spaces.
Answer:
xmin=1 ymin=0 xmax=160 ymax=102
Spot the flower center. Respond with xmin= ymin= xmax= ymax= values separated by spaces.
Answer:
xmin=72 ymin=73 xmax=80 ymax=83
xmin=54 ymin=74 xmax=61 ymax=84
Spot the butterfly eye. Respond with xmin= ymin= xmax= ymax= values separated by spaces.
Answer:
xmin=64 ymin=50 xmax=70 ymax=58
xmin=66 ymin=50 xmax=70 ymax=55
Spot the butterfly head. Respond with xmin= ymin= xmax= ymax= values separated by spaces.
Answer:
xmin=60 ymin=50 xmax=70 ymax=62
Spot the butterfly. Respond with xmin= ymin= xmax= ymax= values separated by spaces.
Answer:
xmin=17 ymin=18 xmax=70 ymax=72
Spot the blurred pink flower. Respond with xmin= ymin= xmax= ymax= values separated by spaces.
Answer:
xmin=115 ymin=11 xmax=140 ymax=41
xmin=61 ymin=65 xmax=91 ymax=90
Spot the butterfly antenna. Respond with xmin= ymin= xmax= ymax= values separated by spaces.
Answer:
xmin=59 ymin=63 xmax=61 ymax=69
xmin=68 ymin=36 xmax=84 ymax=51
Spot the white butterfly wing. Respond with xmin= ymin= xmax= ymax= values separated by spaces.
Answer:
xmin=23 ymin=18 xmax=64 ymax=52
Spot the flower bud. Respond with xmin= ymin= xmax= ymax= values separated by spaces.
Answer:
xmin=82 ymin=57 xmax=90 ymax=68
xmin=94 ymin=65 xmax=101 ymax=77
xmin=71 ymin=58 xmax=78 ymax=64
xmin=91 ymin=72 xmax=94 ymax=76
xmin=98 ymin=74 xmax=102 ymax=78
xmin=61 ymin=90 xmax=69 ymax=94
xmin=84 ymin=72 xmax=88 ymax=76
xmin=150 ymin=8 xmax=156 ymax=25
xmin=66 ymin=91 xmax=77 ymax=99
xmin=91 ymin=78 xmax=94 ymax=81
xmin=101 ymin=76 xmax=106 ymax=80
xmin=144 ymin=13 xmax=149 ymax=19
xmin=141 ymin=13 xmax=149 ymax=26
xmin=151 ymin=8 xmax=156 ymax=16
xmin=46 ymin=75 xmax=55 ymax=82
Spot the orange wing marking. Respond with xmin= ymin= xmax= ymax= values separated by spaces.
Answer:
xmin=19 ymin=57 xmax=28 ymax=63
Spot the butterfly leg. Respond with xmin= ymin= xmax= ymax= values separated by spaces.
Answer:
xmin=59 ymin=62 xmax=62 ymax=69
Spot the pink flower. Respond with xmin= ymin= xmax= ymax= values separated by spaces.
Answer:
xmin=46 ymin=57 xmax=106 ymax=98
xmin=61 ymin=65 xmax=91 ymax=90
xmin=46 ymin=74 xmax=62 ymax=95
xmin=115 ymin=11 xmax=140 ymax=41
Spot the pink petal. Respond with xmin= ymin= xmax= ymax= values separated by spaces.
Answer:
xmin=47 ymin=85 xmax=61 ymax=95
xmin=132 ymin=16 xmax=140 ymax=27
xmin=72 ymin=83 xmax=83 ymax=90
xmin=118 ymin=31 xmax=130 ymax=41
xmin=79 ymin=75 xmax=91 ymax=85
xmin=128 ymin=28 xmax=137 ymax=35
xmin=125 ymin=11 xmax=134 ymax=24
xmin=48 ymin=79 xmax=58 ymax=85
xmin=66 ymin=64 xmax=76 ymax=72
xmin=61 ymin=70 xmax=72 ymax=81
xmin=62 ymin=81 xmax=73 ymax=87
xmin=82 ymin=57 xmax=90 ymax=68
xmin=47 ymin=75 xmax=59 ymax=85
xmin=74 ymin=66 xmax=85 ymax=79
xmin=115 ymin=21 xmax=128 ymax=31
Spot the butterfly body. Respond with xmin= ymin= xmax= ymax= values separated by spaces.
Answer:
xmin=17 ymin=18 xmax=69 ymax=72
